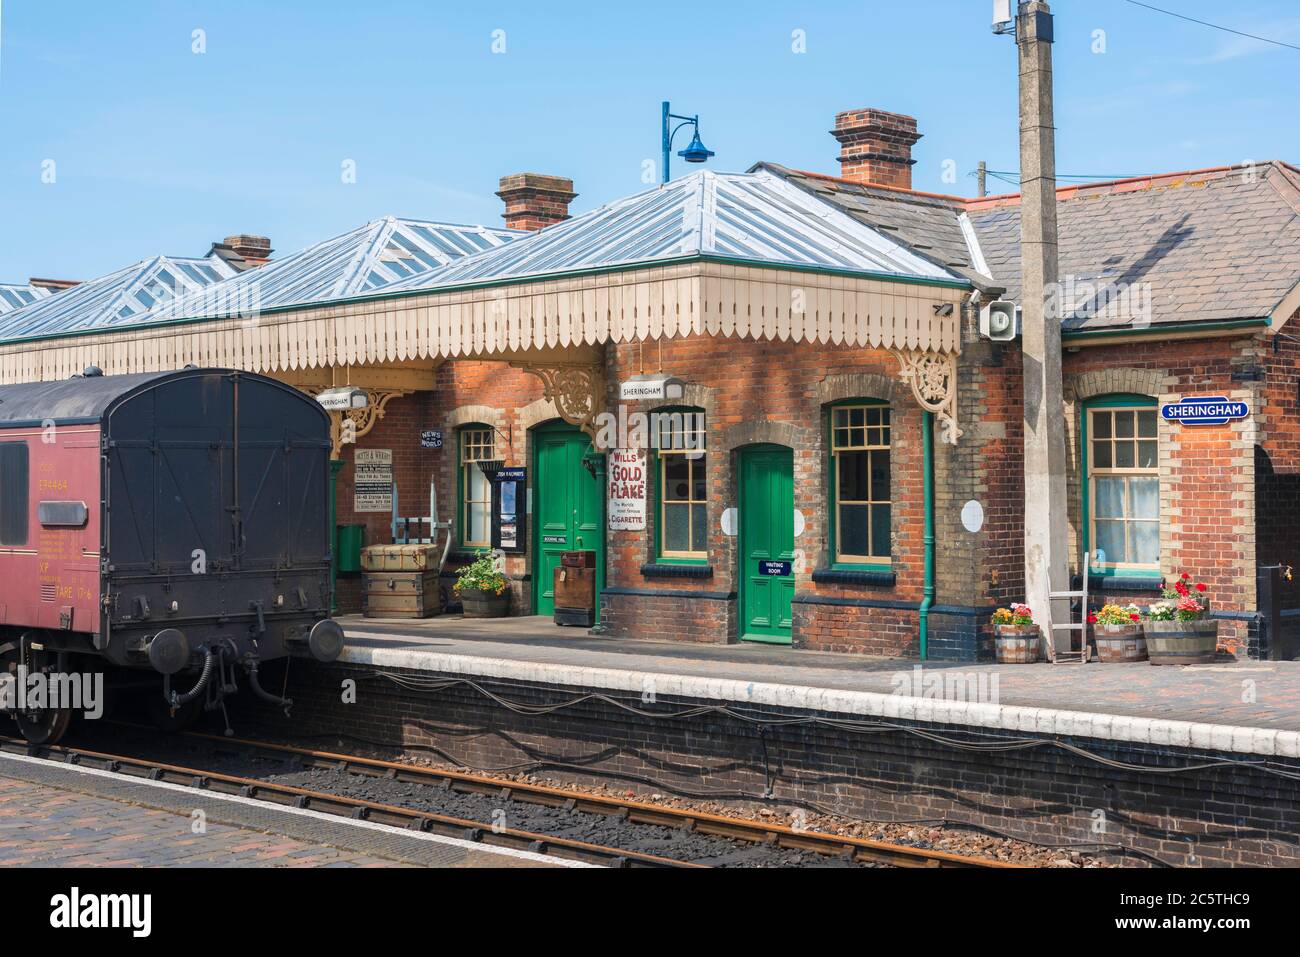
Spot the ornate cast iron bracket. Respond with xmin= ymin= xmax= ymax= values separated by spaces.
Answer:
xmin=509 ymin=361 xmax=605 ymax=440
xmin=890 ymin=350 xmax=961 ymax=445
xmin=303 ymin=386 xmax=410 ymax=459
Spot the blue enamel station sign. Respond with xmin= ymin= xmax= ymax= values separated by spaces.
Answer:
xmin=1160 ymin=396 xmax=1249 ymax=426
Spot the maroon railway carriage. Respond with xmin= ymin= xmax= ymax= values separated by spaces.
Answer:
xmin=0 ymin=368 xmax=343 ymax=743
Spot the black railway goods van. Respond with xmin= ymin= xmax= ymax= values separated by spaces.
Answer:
xmin=0 ymin=368 xmax=344 ymax=743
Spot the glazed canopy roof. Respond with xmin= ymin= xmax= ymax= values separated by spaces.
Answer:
xmin=0 ymin=254 xmax=238 ymax=341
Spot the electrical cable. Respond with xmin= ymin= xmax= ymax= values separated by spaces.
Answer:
xmin=1123 ymin=0 xmax=1300 ymax=53
xmin=368 ymin=670 xmax=1300 ymax=782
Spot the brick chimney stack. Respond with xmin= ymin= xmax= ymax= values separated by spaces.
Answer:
xmin=223 ymin=234 xmax=273 ymax=264
xmin=830 ymin=108 xmax=922 ymax=189
xmin=496 ymin=173 xmax=577 ymax=231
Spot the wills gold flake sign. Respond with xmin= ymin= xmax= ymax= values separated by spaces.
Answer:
xmin=354 ymin=449 xmax=393 ymax=513
xmin=607 ymin=448 xmax=647 ymax=532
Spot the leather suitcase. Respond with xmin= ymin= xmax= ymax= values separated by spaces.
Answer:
xmin=362 ymin=570 xmax=443 ymax=618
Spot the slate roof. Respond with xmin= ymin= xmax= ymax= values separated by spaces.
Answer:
xmin=968 ymin=163 xmax=1300 ymax=331
xmin=761 ymin=161 xmax=1300 ymax=333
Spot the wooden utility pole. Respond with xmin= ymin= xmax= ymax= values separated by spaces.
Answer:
xmin=1016 ymin=1 xmax=1069 ymax=653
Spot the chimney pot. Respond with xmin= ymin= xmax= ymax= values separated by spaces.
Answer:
xmin=496 ymin=173 xmax=577 ymax=231
xmin=830 ymin=107 xmax=922 ymax=189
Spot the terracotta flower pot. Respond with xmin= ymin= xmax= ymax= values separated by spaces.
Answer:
xmin=1144 ymin=618 xmax=1218 ymax=665
xmin=995 ymin=624 xmax=1041 ymax=664
xmin=1093 ymin=622 xmax=1148 ymax=663
xmin=459 ymin=586 xmax=511 ymax=618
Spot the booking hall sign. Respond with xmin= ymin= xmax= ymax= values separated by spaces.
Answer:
xmin=608 ymin=449 xmax=647 ymax=532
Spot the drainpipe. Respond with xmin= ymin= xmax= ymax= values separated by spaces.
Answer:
xmin=329 ymin=458 xmax=344 ymax=614
xmin=919 ymin=411 xmax=935 ymax=661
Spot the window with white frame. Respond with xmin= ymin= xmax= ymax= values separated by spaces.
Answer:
xmin=459 ymin=427 xmax=495 ymax=548
xmin=1087 ymin=403 xmax=1159 ymax=573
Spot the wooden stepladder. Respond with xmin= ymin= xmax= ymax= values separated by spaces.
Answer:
xmin=1046 ymin=553 xmax=1094 ymax=663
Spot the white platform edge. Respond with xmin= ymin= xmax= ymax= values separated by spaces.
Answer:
xmin=339 ymin=645 xmax=1300 ymax=759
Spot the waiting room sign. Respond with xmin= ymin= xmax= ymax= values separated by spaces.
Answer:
xmin=1160 ymin=396 xmax=1249 ymax=426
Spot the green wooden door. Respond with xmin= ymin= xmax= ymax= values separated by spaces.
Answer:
xmin=739 ymin=445 xmax=795 ymax=644
xmin=533 ymin=424 xmax=603 ymax=616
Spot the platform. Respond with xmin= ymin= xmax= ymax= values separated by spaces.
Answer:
xmin=338 ymin=614 xmax=1300 ymax=758
xmin=0 ymin=751 xmax=569 ymax=868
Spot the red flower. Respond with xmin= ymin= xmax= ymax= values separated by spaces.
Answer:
xmin=1195 ymin=583 xmax=1207 ymax=592
xmin=1087 ymin=613 xmax=1098 ymax=624
xmin=1174 ymin=581 xmax=1189 ymax=597
xmin=1129 ymin=613 xmax=1140 ymax=622
xmin=1181 ymin=572 xmax=1190 ymax=580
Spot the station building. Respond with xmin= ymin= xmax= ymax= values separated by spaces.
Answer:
xmin=2 ymin=107 xmax=1297 ymax=661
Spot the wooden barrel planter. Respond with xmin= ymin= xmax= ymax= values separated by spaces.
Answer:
xmin=1093 ymin=623 xmax=1148 ymax=663
xmin=995 ymin=625 xmax=1041 ymax=664
xmin=460 ymin=587 xmax=511 ymax=619
xmin=1144 ymin=619 xmax=1218 ymax=665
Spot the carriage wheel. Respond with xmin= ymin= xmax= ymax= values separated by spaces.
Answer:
xmin=13 ymin=706 xmax=73 ymax=746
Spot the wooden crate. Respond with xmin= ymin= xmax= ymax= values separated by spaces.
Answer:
xmin=362 ymin=570 xmax=443 ymax=618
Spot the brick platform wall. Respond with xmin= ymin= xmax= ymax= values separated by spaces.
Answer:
xmin=248 ymin=660 xmax=1300 ymax=867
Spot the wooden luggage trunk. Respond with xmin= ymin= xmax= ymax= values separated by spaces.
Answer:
xmin=361 ymin=544 xmax=442 ymax=573
xmin=553 ymin=553 xmax=596 ymax=627
xmin=362 ymin=571 xmax=442 ymax=618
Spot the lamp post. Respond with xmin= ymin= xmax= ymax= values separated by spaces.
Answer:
xmin=661 ymin=101 xmax=715 ymax=184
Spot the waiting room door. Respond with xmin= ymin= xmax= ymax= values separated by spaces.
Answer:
xmin=739 ymin=444 xmax=795 ymax=643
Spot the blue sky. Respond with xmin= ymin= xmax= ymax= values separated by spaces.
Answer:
xmin=1 ymin=0 xmax=1297 ymax=281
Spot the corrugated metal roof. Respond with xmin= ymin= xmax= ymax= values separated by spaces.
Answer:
xmin=0 ymin=282 xmax=54 ymax=315
xmin=135 ymin=217 xmax=520 ymax=327
xmin=380 ymin=170 xmax=961 ymax=294
xmin=0 ymin=254 xmax=239 ymax=341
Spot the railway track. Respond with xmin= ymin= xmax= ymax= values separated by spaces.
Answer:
xmin=0 ymin=735 xmax=692 ymax=868
xmin=6 ymin=730 xmax=1012 ymax=868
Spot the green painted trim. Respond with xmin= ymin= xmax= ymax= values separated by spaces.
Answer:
xmin=1080 ymin=394 xmax=1160 ymax=577
xmin=1061 ymin=318 xmax=1268 ymax=343
xmin=919 ymin=412 xmax=934 ymax=661
xmin=825 ymin=398 xmax=891 ymax=568
xmin=830 ymin=561 xmax=892 ymax=573
xmin=650 ymin=405 xmax=708 ymax=565
xmin=0 ymin=256 xmax=970 ymax=349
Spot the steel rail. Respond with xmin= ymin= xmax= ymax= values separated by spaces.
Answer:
xmin=183 ymin=731 xmax=1013 ymax=868
xmin=0 ymin=737 xmax=699 ymax=869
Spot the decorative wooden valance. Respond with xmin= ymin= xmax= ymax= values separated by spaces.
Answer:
xmin=0 ymin=261 xmax=965 ymax=385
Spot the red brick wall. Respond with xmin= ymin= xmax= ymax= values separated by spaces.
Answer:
xmin=336 ymin=362 xmax=545 ymax=614
xmin=1259 ymin=308 xmax=1300 ymax=581
xmin=601 ymin=334 xmax=929 ymax=654
xmin=1062 ymin=335 xmax=1262 ymax=654
xmin=329 ymin=321 xmax=1283 ymax=659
